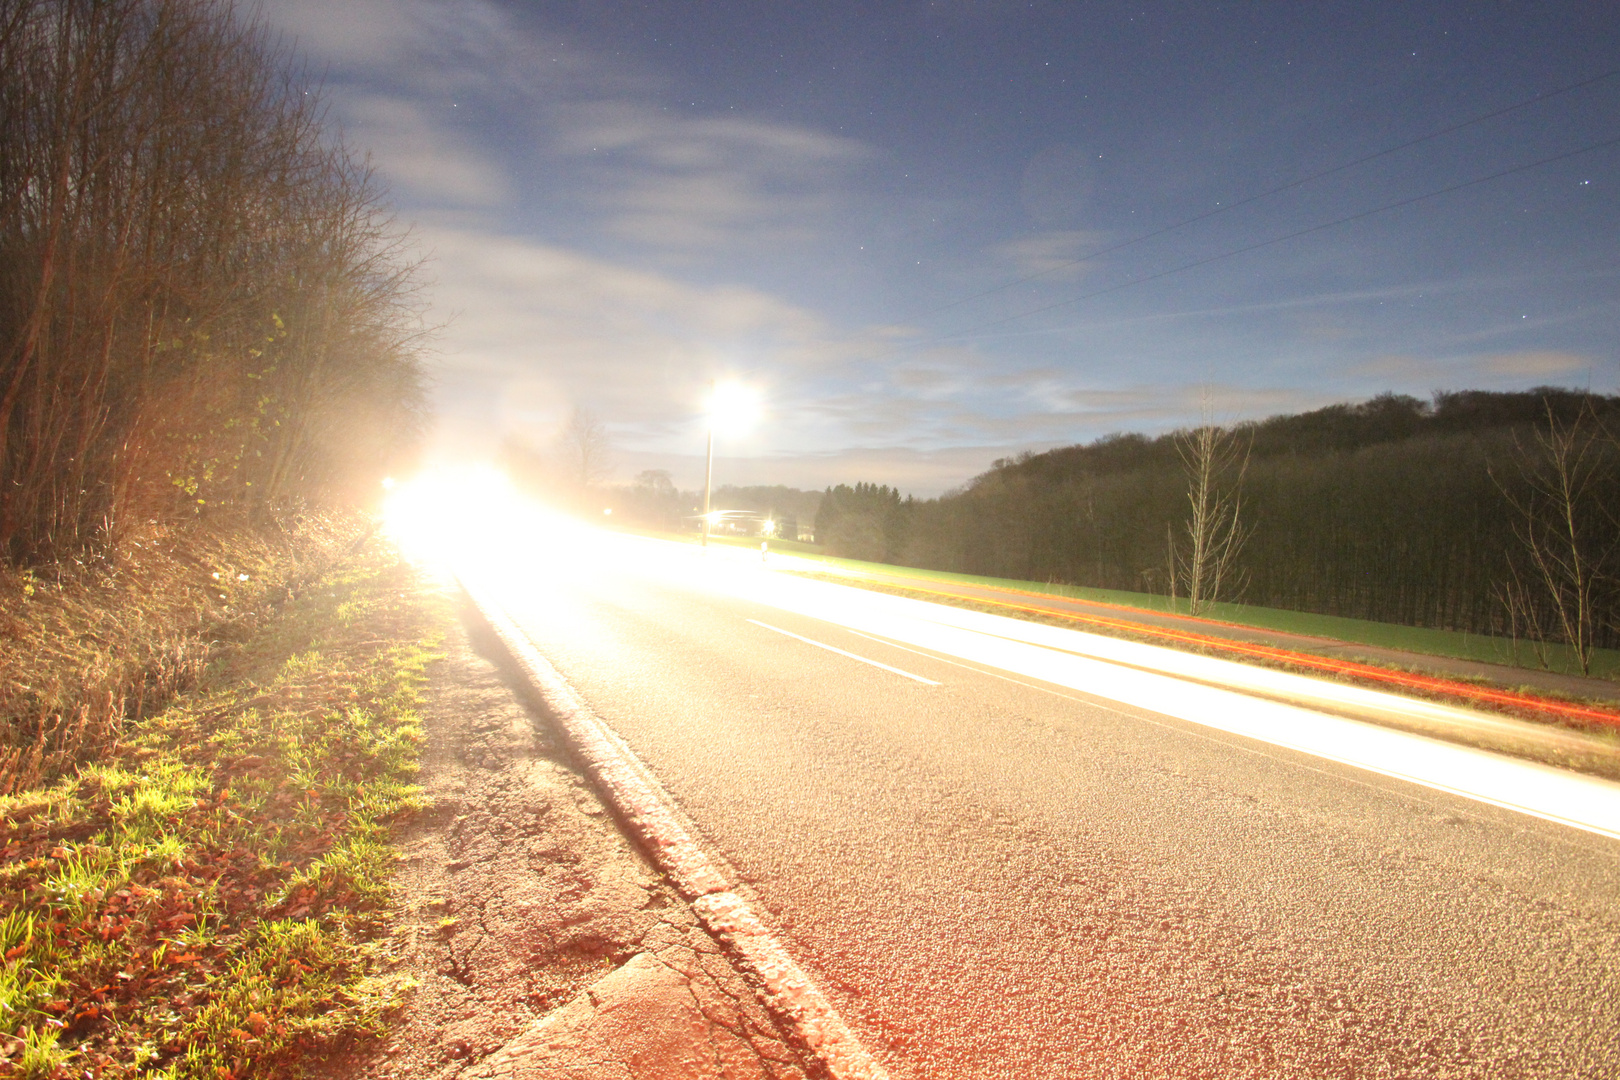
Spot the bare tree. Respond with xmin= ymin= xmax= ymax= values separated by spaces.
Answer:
xmin=0 ymin=0 xmax=426 ymax=563
xmin=1168 ymin=402 xmax=1252 ymax=616
xmin=559 ymin=407 xmax=613 ymax=489
xmin=1493 ymin=397 xmax=1613 ymax=675
xmin=1494 ymin=573 xmax=1553 ymax=672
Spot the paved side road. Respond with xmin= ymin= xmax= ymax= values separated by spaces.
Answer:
xmin=331 ymin=594 xmax=814 ymax=1080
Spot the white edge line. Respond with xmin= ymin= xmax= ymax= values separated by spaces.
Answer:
xmin=747 ymin=619 xmax=942 ymax=685
xmin=459 ymin=577 xmax=892 ymax=1080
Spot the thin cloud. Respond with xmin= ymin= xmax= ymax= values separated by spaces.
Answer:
xmin=559 ymin=104 xmax=867 ymax=168
xmin=1352 ymin=349 xmax=1603 ymax=384
xmin=412 ymin=223 xmax=867 ymax=440
xmin=890 ymin=365 xmax=972 ymax=397
xmin=1481 ymin=350 xmax=1594 ymax=377
xmin=989 ymin=230 xmax=1108 ymax=278
xmin=342 ymin=94 xmax=510 ymax=206
xmin=1036 ymin=383 xmax=1336 ymax=429
xmin=1348 ymin=354 xmax=1423 ymax=379
xmin=555 ymin=101 xmax=873 ymax=252
xmin=256 ymin=0 xmax=425 ymax=66
xmin=260 ymin=0 xmax=623 ymax=98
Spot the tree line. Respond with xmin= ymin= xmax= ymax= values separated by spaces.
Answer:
xmin=824 ymin=389 xmax=1620 ymax=656
xmin=0 ymin=0 xmax=427 ymax=565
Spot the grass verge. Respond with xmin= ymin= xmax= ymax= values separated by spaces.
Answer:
xmin=0 ymin=512 xmax=379 ymax=793
xmin=0 ymin=541 xmax=440 ymax=1078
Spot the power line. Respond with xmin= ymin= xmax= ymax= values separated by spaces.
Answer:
xmin=937 ymin=130 xmax=1620 ymax=343
xmin=918 ymin=67 xmax=1620 ymax=319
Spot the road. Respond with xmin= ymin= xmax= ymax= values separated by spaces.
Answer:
xmin=470 ymin=529 xmax=1620 ymax=1079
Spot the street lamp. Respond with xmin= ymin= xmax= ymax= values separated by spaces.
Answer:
xmin=701 ymin=380 xmax=759 ymax=548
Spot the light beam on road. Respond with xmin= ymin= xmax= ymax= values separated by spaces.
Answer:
xmin=728 ymin=570 xmax=1620 ymax=842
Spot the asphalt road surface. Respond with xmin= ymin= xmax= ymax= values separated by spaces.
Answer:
xmin=480 ymin=533 xmax=1620 ymax=1079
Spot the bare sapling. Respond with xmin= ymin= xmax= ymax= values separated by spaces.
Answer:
xmin=560 ymin=406 xmax=614 ymax=489
xmin=1493 ymin=397 xmax=1613 ymax=676
xmin=1493 ymin=573 xmax=1553 ymax=671
xmin=1169 ymin=409 xmax=1253 ymax=616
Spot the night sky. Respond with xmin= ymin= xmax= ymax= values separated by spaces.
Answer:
xmin=260 ymin=0 xmax=1620 ymax=494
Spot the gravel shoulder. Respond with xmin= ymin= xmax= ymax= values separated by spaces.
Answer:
xmin=334 ymin=592 xmax=813 ymax=1080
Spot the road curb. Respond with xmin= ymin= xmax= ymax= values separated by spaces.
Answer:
xmin=461 ymin=576 xmax=892 ymax=1080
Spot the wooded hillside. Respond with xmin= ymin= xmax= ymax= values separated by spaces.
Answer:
xmin=847 ymin=390 xmax=1620 ymax=651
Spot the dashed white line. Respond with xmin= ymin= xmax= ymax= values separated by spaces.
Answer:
xmin=747 ymin=619 xmax=941 ymax=685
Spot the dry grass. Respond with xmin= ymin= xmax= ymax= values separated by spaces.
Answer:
xmin=0 ymin=512 xmax=373 ymax=794
xmin=0 ymin=535 xmax=442 ymax=1078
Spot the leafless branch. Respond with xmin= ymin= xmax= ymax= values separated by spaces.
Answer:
xmin=0 ymin=0 xmax=427 ymax=562
xmin=1492 ymin=396 xmax=1613 ymax=675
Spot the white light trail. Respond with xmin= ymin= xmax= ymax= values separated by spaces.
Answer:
xmin=715 ymin=558 xmax=1620 ymax=842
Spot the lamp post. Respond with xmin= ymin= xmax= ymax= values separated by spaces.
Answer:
xmin=701 ymin=412 xmax=715 ymax=547
xmin=700 ymin=379 xmax=759 ymax=549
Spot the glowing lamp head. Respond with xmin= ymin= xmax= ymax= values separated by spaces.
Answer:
xmin=707 ymin=381 xmax=761 ymax=435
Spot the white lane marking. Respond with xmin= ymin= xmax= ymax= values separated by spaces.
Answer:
xmin=747 ymin=619 xmax=941 ymax=685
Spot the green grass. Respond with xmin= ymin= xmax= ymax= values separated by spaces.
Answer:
xmin=0 ymin=544 xmax=441 ymax=1078
xmin=0 ymin=511 xmax=375 ymax=798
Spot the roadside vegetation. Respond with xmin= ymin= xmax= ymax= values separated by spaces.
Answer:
xmin=0 ymin=531 xmax=438 ymax=1078
xmin=0 ymin=516 xmax=372 ymax=791
xmin=0 ymin=0 xmax=426 ymax=567
xmin=0 ymin=2 xmax=436 ymax=1074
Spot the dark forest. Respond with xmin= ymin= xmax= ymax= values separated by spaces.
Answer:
xmin=819 ymin=390 xmax=1620 ymax=654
